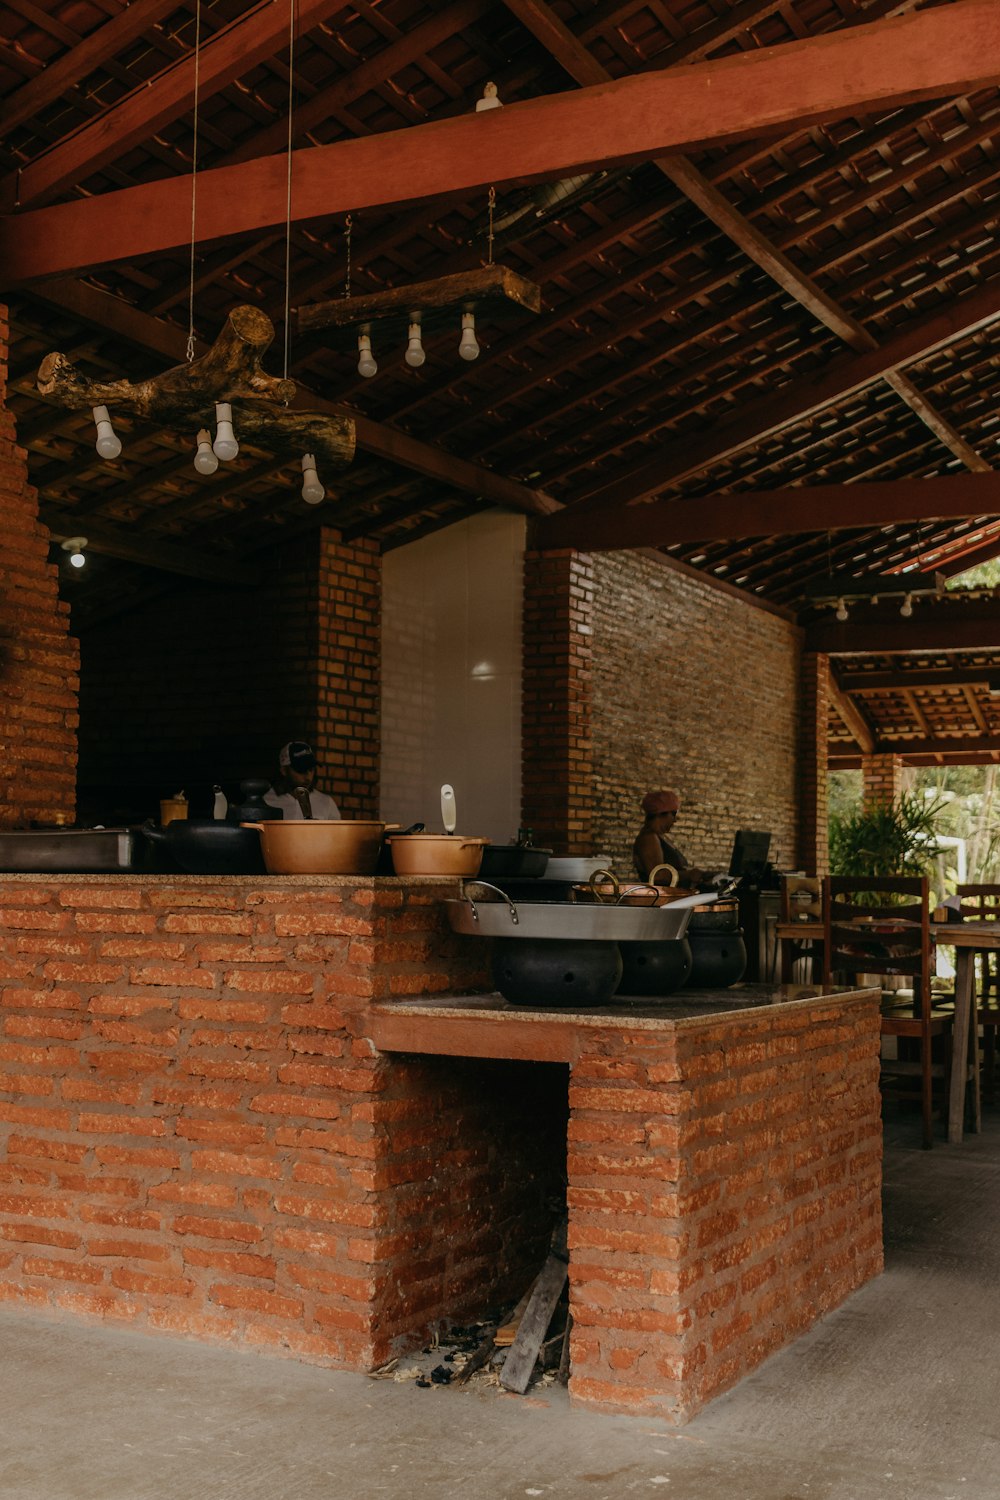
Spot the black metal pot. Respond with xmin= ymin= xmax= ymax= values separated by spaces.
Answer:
xmin=687 ymin=928 xmax=747 ymax=988
xmin=479 ymin=845 xmax=552 ymax=880
xmin=491 ymin=938 xmax=622 ymax=1007
xmin=141 ymin=819 xmax=267 ymax=875
xmin=227 ymin=779 xmax=283 ymax=825
xmin=617 ymin=937 xmax=693 ymax=997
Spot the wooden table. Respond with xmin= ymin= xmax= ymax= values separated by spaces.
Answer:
xmin=937 ymin=922 xmax=1000 ymax=1143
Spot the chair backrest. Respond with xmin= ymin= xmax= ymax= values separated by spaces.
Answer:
xmin=822 ymin=874 xmax=931 ymax=991
xmin=956 ymin=884 xmax=1000 ymax=923
xmin=780 ymin=874 xmax=822 ymax=922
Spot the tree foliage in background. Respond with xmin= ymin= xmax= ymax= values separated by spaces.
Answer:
xmin=828 ymin=791 xmax=944 ymax=879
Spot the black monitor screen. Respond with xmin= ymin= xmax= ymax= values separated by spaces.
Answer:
xmin=729 ymin=829 xmax=771 ymax=878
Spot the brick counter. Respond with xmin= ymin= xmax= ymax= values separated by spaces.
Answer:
xmin=0 ymin=875 xmax=882 ymax=1422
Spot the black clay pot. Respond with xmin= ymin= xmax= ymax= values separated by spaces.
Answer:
xmin=687 ymin=928 xmax=747 ymax=988
xmin=227 ymin=779 xmax=283 ymax=825
xmin=491 ymin=938 xmax=622 ymax=1007
xmin=617 ymin=937 xmax=693 ymax=997
xmin=687 ymin=901 xmax=741 ymax=933
xmin=141 ymin=819 xmax=267 ymax=875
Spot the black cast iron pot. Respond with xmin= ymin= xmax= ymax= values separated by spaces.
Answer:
xmin=478 ymin=845 xmax=552 ymax=880
xmin=141 ymin=819 xmax=267 ymax=875
xmin=687 ymin=927 xmax=747 ymax=988
xmin=491 ymin=937 xmax=622 ymax=1007
xmin=617 ymin=937 xmax=693 ymax=998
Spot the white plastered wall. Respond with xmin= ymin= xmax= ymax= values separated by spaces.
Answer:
xmin=380 ymin=510 xmax=525 ymax=841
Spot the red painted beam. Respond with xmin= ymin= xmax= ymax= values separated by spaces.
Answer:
xmin=2 ymin=0 xmax=999 ymax=284
xmin=536 ymin=472 xmax=1000 ymax=552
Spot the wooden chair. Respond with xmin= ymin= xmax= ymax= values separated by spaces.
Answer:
xmin=774 ymin=875 xmax=824 ymax=981
xmin=823 ymin=875 xmax=952 ymax=1149
xmin=956 ymin=884 xmax=1000 ymax=1100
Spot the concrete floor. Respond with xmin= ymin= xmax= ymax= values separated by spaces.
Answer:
xmin=1 ymin=1105 xmax=996 ymax=1500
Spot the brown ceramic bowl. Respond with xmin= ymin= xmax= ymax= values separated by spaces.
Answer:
xmin=243 ymin=820 xmax=386 ymax=875
xmin=388 ymin=834 xmax=488 ymax=877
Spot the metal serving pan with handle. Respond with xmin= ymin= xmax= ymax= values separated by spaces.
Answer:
xmin=445 ymin=881 xmax=717 ymax=942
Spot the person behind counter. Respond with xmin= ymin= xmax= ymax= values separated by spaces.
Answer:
xmin=264 ymin=741 xmax=340 ymax=820
xmin=633 ymin=788 xmax=706 ymax=887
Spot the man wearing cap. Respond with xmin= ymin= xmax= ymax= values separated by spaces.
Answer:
xmin=264 ymin=741 xmax=341 ymax=820
xmin=633 ymin=789 xmax=706 ymax=887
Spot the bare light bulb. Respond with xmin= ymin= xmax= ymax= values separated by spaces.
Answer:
xmin=357 ymin=331 xmax=377 ymax=378
xmin=194 ymin=428 xmax=219 ymax=475
xmin=212 ymin=402 xmax=239 ymax=462
xmin=404 ymin=320 xmax=426 ymax=368
xmin=92 ymin=405 xmax=122 ymax=460
xmin=458 ymin=311 xmax=480 ymax=361
xmin=900 ymin=594 xmax=914 ymax=618
xmin=301 ymin=453 xmax=325 ymax=505
xmin=835 ymin=598 xmax=849 ymax=622
xmin=69 ymin=548 xmax=86 ymax=569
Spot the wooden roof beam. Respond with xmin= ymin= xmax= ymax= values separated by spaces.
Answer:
xmin=828 ymin=674 xmax=876 ymax=754
xmin=806 ymin=599 xmax=1000 ymax=654
xmin=3 ymin=0 xmax=1000 ymax=283
xmin=838 ymin=667 xmax=1000 ymax=691
xmin=44 ymin=509 xmax=261 ymax=587
xmin=536 ymin=473 xmax=1000 ymax=552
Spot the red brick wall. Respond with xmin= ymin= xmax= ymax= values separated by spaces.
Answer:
xmin=799 ymin=653 xmax=830 ymax=875
xmin=522 ymin=550 xmax=595 ymax=854
xmin=0 ymin=305 xmax=79 ymax=828
xmin=589 ymin=551 xmax=802 ymax=874
xmin=861 ymin=753 xmax=902 ymax=810
xmin=0 ymin=874 xmax=495 ymax=1364
xmin=566 ymin=994 xmax=883 ymax=1420
xmin=77 ymin=529 xmax=380 ymax=822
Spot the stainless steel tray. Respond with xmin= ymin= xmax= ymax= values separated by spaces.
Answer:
xmin=0 ymin=828 xmax=144 ymax=873
xmin=445 ymin=884 xmax=715 ymax=941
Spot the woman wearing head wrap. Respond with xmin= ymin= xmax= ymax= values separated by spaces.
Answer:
xmin=633 ymin=789 xmax=706 ymax=887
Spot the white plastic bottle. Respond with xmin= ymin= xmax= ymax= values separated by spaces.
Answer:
xmin=212 ymin=785 xmax=228 ymax=820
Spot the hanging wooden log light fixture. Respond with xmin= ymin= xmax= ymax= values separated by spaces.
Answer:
xmin=36 ymin=304 xmax=356 ymax=490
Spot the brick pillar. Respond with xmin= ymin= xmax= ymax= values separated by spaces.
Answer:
xmin=797 ymin=652 xmax=829 ymax=875
xmin=315 ymin=530 xmax=381 ymax=816
xmin=0 ymin=303 xmax=80 ymax=826
xmin=861 ymin=753 xmax=902 ymax=810
xmin=522 ymin=549 xmax=594 ymax=854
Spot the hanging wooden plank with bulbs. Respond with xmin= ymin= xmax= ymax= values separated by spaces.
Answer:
xmin=296 ymin=265 xmax=542 ymax=376
xmin=36 ymin=305 xmax=356 ymax=505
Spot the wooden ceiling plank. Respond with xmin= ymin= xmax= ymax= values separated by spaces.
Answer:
xmin=535 ymin=472 xmax=1000 ymax=551
xmin=28 ymin=280 xmax=558 ymax=519
xmin=0 ymin=0 xmax=352 ymax=211
xmin=4 ymin=0 xmax=1000 ymax=282
xmin=0 ymin=0 xmax=186 ymax=138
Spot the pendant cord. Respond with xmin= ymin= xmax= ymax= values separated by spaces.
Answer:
xmin=487 ymin=185 xmax=496 ymax=266
xmin=186 ymin=0 xmax=202 ymax=363
xmin=344 ymin=214 xmax=352 ymax=300
xmin=282 ymin=0 xmax=295 ymax=385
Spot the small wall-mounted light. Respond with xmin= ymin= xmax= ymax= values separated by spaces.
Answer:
xmin=61 ymin=536 xmax=88 ymax=569
xmin=835 ymin=598 xmax=849 ymax=622
xmin=899 ymin=594 xmax=914 ymax=618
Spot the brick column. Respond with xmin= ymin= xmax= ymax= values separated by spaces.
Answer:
xmin=522 ymin=549 xmax=594 ymax=854
xmin=315 ymin=531 xmax=381 ymax=816
xmin=0 ymin=303 xmax=80 ymax=826
xmin=861 ymin=753 xmax=902 ymax=809
xmin=797 ymin=652 xmax=829 ymax=875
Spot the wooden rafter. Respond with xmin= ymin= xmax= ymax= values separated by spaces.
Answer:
xmin=535 ymin=473 xmax=1000 ymax=552
xmin=3 ymin=1 xmax=1000 ymax=284
xmin=44 ymin=508 xmax=261 ymax=587
xmin=838 ymin=668 xmax=1000 ymax=691
xmin=828 ymin=675 xmax=876 ymax=754
xmin=807 ymin=599 xmax=1000 ymax=654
